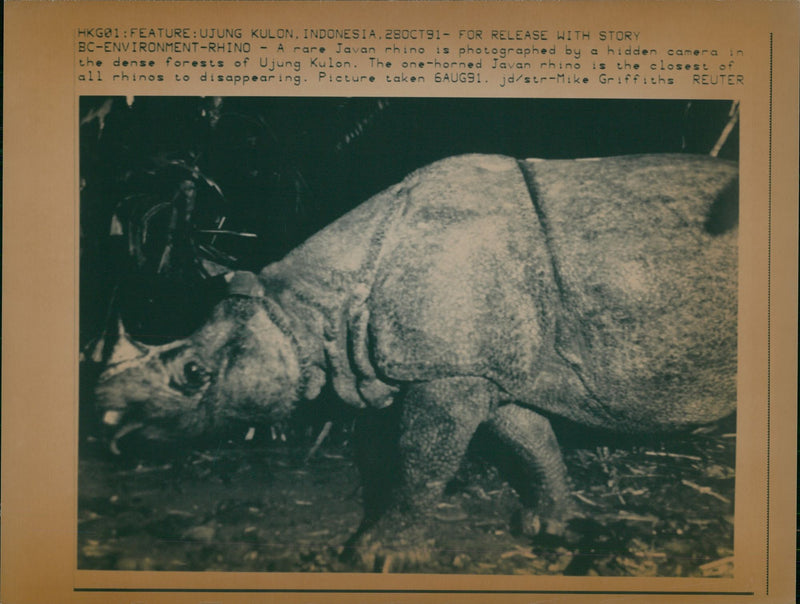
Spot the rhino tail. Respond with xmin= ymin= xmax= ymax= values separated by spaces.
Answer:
xmin=704 ymin=176 xmax=739 ymax=235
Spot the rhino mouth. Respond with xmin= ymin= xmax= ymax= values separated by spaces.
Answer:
xmin=102 ymin=409 xmax=171 ymax=455
xmin=108 ymin=421 xmax=145 ymax=455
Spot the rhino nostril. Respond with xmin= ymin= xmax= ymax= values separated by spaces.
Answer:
xmin=103 ymin=410 xmax=122 ymax=426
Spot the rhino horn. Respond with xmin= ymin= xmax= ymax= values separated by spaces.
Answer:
xmin=107 ymin=317 xmax=151 ymax=365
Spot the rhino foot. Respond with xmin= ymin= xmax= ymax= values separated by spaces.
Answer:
xmin=343 ymin=512 xmax=435 ymax=572
xmin=484 ymin=403 xmax=585 ymax=543
xmin=512 ymin=506 xmax=583 ymax=545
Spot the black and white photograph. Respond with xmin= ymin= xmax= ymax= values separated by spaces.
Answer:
xmin=77 ymin=97 xmax=739 ymax=576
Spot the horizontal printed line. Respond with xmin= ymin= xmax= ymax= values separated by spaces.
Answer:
xmin=74 ymin=588 xmax=755 ymax=595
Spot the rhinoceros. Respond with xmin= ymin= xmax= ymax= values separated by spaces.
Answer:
xmin=94 ymin=153 xmax=737 ymax=568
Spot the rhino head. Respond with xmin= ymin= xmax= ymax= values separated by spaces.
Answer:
xmin=94 ymin=296 xmax=304 ymax=454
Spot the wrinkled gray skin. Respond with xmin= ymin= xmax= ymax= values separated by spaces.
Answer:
xmin=95 ymin=154 xmax=737 ymax=570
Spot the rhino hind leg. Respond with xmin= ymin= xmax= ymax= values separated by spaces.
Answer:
xmin=348 ymin=376 xmax=495 ymax=572
xmin=484 ymin=404 xmax=581 ymax=541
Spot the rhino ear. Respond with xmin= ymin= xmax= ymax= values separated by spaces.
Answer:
xmin=107 ymin=317 xmax=151 ymax=365
xmin=224 ymin=270 xmax=264 ymax=297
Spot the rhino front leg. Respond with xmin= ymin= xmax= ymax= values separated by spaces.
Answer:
xmin=485 ymin=404 xmax=581 ymax=540
xmin=350 ymin=376 xmax=495 ymax=571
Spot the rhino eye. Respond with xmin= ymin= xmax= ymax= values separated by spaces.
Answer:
xmin=169 ymin=360 xmax=211 ymax=393
xmin=183 ymin=361 xmax=210 ymax=388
